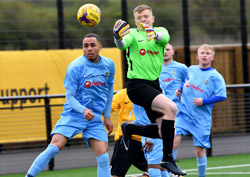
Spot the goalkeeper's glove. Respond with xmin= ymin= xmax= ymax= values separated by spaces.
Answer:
xmin=140 ymin=23 xmax=159 ymax=41
xmin=113 ymin=19 xmax=130 ymax=40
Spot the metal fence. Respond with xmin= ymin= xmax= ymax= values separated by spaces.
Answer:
xmin=0 ymin=84 xmax=250 ymax=175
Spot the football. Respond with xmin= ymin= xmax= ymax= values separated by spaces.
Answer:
xmin=77 ymin=4 xmax=101 ymax=27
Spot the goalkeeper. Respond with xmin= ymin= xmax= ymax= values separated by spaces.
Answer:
xmin=113 ymin=4 xmax=186 ymax=176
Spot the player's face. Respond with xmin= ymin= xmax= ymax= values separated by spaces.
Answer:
xmin=83 ymin=37 xmax=102 ymax=63
xmin=164 ymin=44 xmax=175 ymax=61
xmin=134 ymin=9 xmax=155 ymax=30
xmin=197 ymin=49 xmax=214 ymax=68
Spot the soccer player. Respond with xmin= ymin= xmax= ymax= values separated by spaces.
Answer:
xmin=160 ymin=43 xmax=188 ymax=105
xmin=174 ymin=44 xmax=227 ymax=177
xmin=134 ymin=44 xmax=188 ymax=177
xmin=113 ymin=4 xmax=186 ymax=175
xmin=110 ymin=88 xmax=148 ymax=177
xmin=25 ymin=33 xmax=115 ymax=177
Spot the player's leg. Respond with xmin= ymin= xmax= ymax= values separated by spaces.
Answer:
xmin=141 ymin=137 xmax=168 ymax=177
xmin=121 ymin=80 xmax=163 ymax=150
xmin=152 ymin=94 xmax=176 ymax=160
xmin=25 ymin=134 xmax=67 ymax=177
xmin=84 ymin=116 xmax=111 ymax=177
xmin=170 ymin=134 xmax=183 ymax=177
xmin=191 ymin=120 xmax=210 ymax=177
xmin=173 ymin=134 xmax=183 ymax=159
xmin=195 ymin=147 xmax=207 ymax=177
xmin=126 ymin=79 xmax=185 ymax=175
xmin=152 ymin=94 xmax=185 ymax=175
xmin=110 ymin=139 xmax=137 ymax=177
xmin=132 ymin=139 xmax=148 ymax=175
xmin=89 ymin=139 xmax=111 ymax=177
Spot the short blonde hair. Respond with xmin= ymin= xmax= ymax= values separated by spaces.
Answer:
xmin=133 ymin=4 xmax=152 ymax=14
xmin=198 ymin=44 xmax=215 ymax=56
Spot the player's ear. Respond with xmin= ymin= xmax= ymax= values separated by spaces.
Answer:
xmin=99 ymin=44 xmax=103 ymax=51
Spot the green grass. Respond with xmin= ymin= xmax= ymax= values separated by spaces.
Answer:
xmin=2 ymin=153 xmax=250 ymax=177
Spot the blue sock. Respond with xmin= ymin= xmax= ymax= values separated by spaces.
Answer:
xmin=172 ymin=149 xmax=178 ymax=160
xmin=197 ymin=155 xmax=207 ymax=177
xmin=161 ymin=170 xmax=170 ymax=177
xmin=148 ymin=168 xmax=161 ymax=177
xmin=96 ymin=152 xmax=111 ymax=177
xmin=26 ymin=144 xmax=59 ymax=177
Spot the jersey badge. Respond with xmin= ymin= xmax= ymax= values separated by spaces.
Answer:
xmin=105 ymin=72 xmax=109 ymax=78
xmin=205 ymin=80 xmax=209 ymax=85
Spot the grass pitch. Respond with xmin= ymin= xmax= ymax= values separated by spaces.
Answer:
xmin=2 ymin=153 xmax=250 ymax=177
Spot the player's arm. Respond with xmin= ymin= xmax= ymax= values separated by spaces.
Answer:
xmin=202 ymin=96 xmax=227 ymax=105
xmin=196 ymin=76 xmax=227 ymax=105
xmin=66 ymin=88 xmax=95 ymax=121
xmin=104 ymin=84 xmax=114 ymax=134
xmin=113 ymin=19 xmax=130 ymax=49
xmin=66 ymin=88 xmax=86 ymax=113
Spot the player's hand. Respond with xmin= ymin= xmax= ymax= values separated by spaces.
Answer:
xmin=104 ymin=118 xmax=113 ymax=135
xmin=142 ymin=139 xmax=154 ymax=153
xmin=83 ymin=108 xmax=95 ymax=121
xmin=193 ymin=98 xmax=203 ymax=106
xmin=176 ymin=88 xmax=182 ymax=97
xmin=113 ymin=19 xmax=130 ymax=40
xmin=140 ymin=23 xmax=157 ymax=41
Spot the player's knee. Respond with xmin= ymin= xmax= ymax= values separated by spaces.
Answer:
xmin=96 ymin=152 xmax=109 ymax=166
xmin=173 ymin=140 xmax=178 ymax=149
xmin=195 ymin=147 xmax=205 ymax=158
xmin=167 ymin=101 xmax=177 ymax=117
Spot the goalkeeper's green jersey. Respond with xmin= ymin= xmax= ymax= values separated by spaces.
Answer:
xmin=119 ymin=27 xmax=170 ymax=81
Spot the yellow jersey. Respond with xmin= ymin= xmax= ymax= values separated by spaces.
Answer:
xmin=111 ymin=88 xmax=141 ymax=142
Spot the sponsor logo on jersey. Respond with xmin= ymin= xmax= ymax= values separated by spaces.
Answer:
xmin=84 ymin=81 xmax=91 ymax=88
xmin=186 ymin=82 xmax=203 ymax=92
xmin=140 ymin=49 xmax=146 ymax=56
xmin=92 ymin=81 xmax=105 ymax=86
xmin=162 ymin=78 xmax=174 ymax=82
xmin=139 ymin=49 xmax=159 ymax=56
xmin=84 ymin=81 xmax=106 ymax=88
xmin=191 ymin=84 xmax=204 ymax=92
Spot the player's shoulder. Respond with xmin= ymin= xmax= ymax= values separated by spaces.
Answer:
xmin=189 ymin=65 xmax=199 ymax=70
xmin=67 ymin=55 xmax=84 ymax=69
xmin=100 ymin=55 xmax=115 ymax=65
xmin=211 ymin=68 xmax=225 ymax=79
xmin=114 ymin=88 xmax=127 ymax=99
xmin=173 ymin=61 xmax=188 ymax=68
